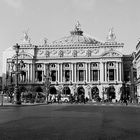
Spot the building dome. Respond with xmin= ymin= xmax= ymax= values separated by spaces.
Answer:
xmin=52 ymin=22 xmax=101 ymax=45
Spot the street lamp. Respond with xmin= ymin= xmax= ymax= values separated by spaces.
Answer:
xmin=44 ymin=75 xmax=51 ymax=104
xmin=12 ymin=43 xmax=24 ymax=105
xmin=1 ymin=91 xmax=4 ymax=106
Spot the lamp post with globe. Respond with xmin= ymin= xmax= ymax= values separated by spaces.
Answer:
xmin=44 ymin=65 xmax=51 ymax=104
xmin=11 ymin=43 xmax=24 ymax=105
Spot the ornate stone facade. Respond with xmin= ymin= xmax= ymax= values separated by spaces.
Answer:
xmin=3 ymin=23 xmax=125 ymax=101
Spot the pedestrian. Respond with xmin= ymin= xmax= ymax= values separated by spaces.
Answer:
xmin=124 ymin=97 xmax=128 ymax=106
xmin=57 ymin=93 xmax=61 ymax=104
xmin=69 ymin=94 xmax=73 ymax=104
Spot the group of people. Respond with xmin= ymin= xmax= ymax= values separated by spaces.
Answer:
xmin=48 ymin=93 xmax=88 ymax=104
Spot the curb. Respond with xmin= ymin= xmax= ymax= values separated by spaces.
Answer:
xmin=1 ymin=102 xmax=140 ymax=108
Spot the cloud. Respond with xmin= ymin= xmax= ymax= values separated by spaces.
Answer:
xmin=3 ymin=0 xmax=23 ymax=9
xmin=72 ymin=0 xmax=96 ymax=12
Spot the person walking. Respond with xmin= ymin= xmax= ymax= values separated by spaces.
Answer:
xmin=124 ymin=97 xmax=128 ymax=106
xmin=57 ymin=93 xmax=61 ymax=104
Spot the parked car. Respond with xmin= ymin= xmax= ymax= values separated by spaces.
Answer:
xmin=61 ymin=95 xmax=70 ymax=103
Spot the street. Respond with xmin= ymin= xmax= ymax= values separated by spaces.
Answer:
xmin=0 ymin=104 xmax=140 ymax=140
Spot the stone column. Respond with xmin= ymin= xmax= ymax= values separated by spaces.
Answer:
xmin=105 ymin=62 xmax=107 ymax=82
xmin=58 ymin=64 xmax=60 ymax=83
xmin=30 ymin=64 xmax=32 ymax=83
xmin=120 ymin=62 xmax=123 ymax=81
xmin=85 ymin=63 xmax=88 ymax=82
xmin=75 ymin=63 xmax=77 ymax=82
xmin=61 ymin=63 xmax=63 ymax=82
xmin=28 ymin=64 xmax=30 ymax=82
xmin=56 ymin=69 xmax=58 ymax=82
xmin=44 ymin=64 xmax=46 ymax=76
xmin=27 ymin=64 xmax=30 ymax=82
xmin=118 ymin=62 xmax=120 ymax=81
xmin=100 ymin=62 xmax=104 ymax=82
xmin=32 ymin=61 xmax=35 ymax=83
xmin=41 ymin=65 xmax=43 ymax=82
xmin=116 ymin=62 xmax=118 ymax=81
xmin=98 ymin=70 xmax=100 ymax=81
xmin=72 ymin=63 xmax=74 ymax=82
xmin=89 ymin=63 xmax=91 ymax=82
xmin=87 ymin=63 xmax=89 ymax=82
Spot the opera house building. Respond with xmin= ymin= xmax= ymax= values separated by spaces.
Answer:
xmin=2 ymin=22 xmax=126 ymax=102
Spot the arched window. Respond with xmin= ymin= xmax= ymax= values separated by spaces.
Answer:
xmin=109 ymin=62 xmax=114 ymax=67
xmin=64 ymin=63 xmax=70 ymax=68
xmin=78 ymin=63 xmax=83 ymax=67
xmin=51 ymin=64 xmax=56 ymax=68
xmin=92 ymin=63 xmax=98 ymax=67
xmin=37 ymin=64 xmax=42 ymax=68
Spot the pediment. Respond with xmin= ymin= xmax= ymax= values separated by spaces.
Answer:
xmin=12 ymin=53 xmax=33 ymax=59
xmin=102 ymin=51 xmax=122 ymax=58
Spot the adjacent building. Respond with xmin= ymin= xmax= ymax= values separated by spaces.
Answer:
xmin=135 ymin=41 xmax=140 ymax=97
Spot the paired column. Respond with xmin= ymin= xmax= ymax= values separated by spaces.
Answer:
xmin=88 ymin=63 xmax=90 ymax=82
xmin=28 ymin=64 xmax=30 ymax=82
xmin=74 ymin=63 xmax=77 ymax=82
xmin=58 ymin=64 xmax=60 ymax=82
xmin=60 ymin=63 xmax=63 ymax=82
xmin=116 ymin=62 xmax=119 ymax=81
xmin=100 ymin=62 xmax=104 ymax=82
xmin=31 ymin=61 xmax=35 ymax=83
xmin=85 ymin=63 xmax=88 ymax=82
xmin=120 ymin=62 xmax=123 ymax=81
xmin=72 ymin=63 xmax=74 ymax=82
xmin=44 ymin=64 xmax=46 ymax=76
xmin=85 ymin=63 xmax=90 ymax=82
xmin=104 ymin=62 xmax=107 ymax=82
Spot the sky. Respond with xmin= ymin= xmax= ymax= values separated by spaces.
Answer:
xmin=1 ymin=0 xmax=140 ymax=75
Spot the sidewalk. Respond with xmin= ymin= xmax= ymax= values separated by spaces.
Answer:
xmin=0 ymin=102 xmax=47 ymax=107
xmin=1 ymin=101 xmax=140 ymax=108
xmin=90 ymin=101 xmax=140 ymax=108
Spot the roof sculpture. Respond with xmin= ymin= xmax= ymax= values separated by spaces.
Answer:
xmin=22 ymin=30 xmax=31 ymax=44
xmin=106 ymin=28 xmax=116 ymax=42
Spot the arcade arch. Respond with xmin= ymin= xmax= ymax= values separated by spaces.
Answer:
xmin=91 ymin=87 xmax=99 ymax=100
xmin=62 ymin=86 xmax=71 ymax=95
xmin=49 ymin=86 xmax=57 ymax=95
xmin=77 ymin=87 xmax=85 ymax=96
xmin=107 ymin=86 xmax=116 ymax=100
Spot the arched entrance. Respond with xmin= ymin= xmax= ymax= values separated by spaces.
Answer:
xmin=77 ymin=87 xmax=85 ymax=96
xmin=107 ymin=86 xmax=116 ymax=100
xmin=91 ymin=87 xmax=99 ymax=101
xmin=77 ymin=86 xmax=85 ymax=103
xmin=19 ymin=86 xmax=27 ymax=93
xmin=49 ymin=86 xmax=57 ymax=95
xmin=35 ymin=86 xmax=43 ymax=92
xmin=35 ymin=86 xmax=44 ymax=99
xmin=62 ymin=87 xmax=71 ymax=95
